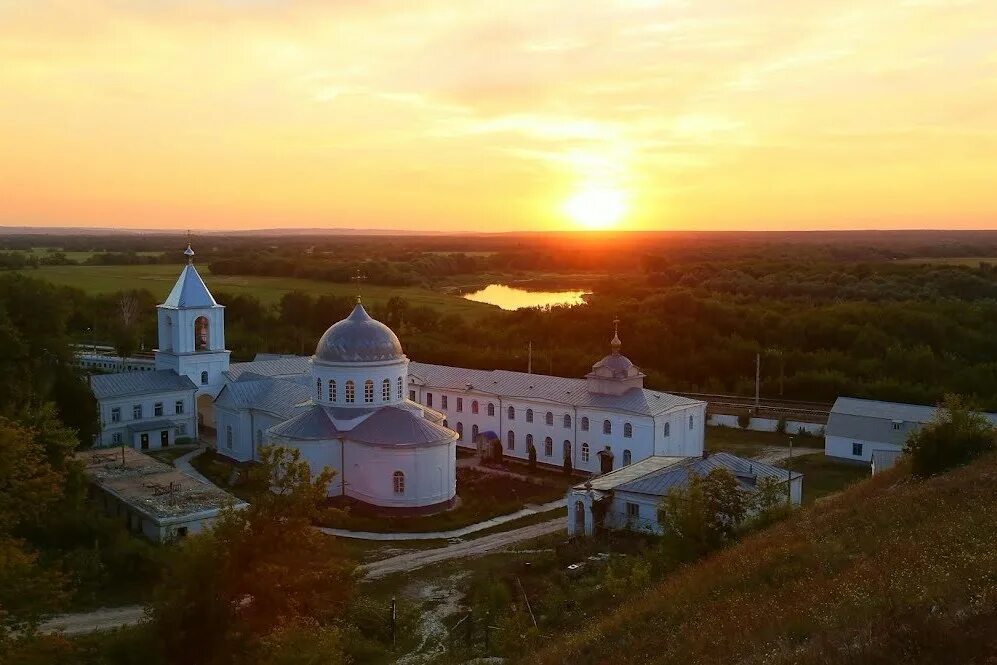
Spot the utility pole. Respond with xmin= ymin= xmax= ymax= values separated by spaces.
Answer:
xmin=787 ymin=435 xmax=794 ymax=503
xmin=527 ymin=341 xmax=532 ymax=374
xmin=755 ymin=352 xmax=761 ymax=412
xmin=390 ymin=597 xmax=396 ymax=649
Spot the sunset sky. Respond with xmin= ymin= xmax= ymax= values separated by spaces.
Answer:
xmin=1 ymin=0 xmax=995 ymax=232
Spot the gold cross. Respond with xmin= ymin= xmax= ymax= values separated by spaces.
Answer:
xmin=351 ymin=268 xmax=367 ymax=303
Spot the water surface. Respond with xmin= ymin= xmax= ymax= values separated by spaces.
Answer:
xmin=462 ymin=284 xmax=589 ymax=311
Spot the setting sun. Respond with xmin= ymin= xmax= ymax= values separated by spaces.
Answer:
xmin=564 ymin=187 xmax=628 ymax=230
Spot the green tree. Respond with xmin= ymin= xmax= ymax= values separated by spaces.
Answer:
xmin=657 ymin=469 xmax=748 ymax=564
xmin=527 ymin=442 xmax=537 ymax=471
xmin=904 ymin=394 xmax=997 ymax=477
xmin=147 ymin=446 xmax=354 ymax=665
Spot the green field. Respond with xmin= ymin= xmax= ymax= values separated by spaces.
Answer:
xmin=7 ymin=247 xmax=163 ymax=261
xmin=895 ymin=256 xmax=997 ymax=266
xmin=19 ymin=263 xmax=497 ymax=317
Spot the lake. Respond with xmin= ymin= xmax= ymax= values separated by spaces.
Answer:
xmin=462 ymin=284 xmax=590 ymax=311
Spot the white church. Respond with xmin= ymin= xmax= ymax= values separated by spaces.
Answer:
xmin=89 ymin=246 xmax=707 ymax=511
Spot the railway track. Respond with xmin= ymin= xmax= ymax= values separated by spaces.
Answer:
xmin=672 ymin=391 xmax=833 ymax=420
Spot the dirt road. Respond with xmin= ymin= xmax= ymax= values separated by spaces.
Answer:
xmin=362 ymin=518 xmax=564 ymax=580
xmin=38 ymin=605 xmax=145 ymax=636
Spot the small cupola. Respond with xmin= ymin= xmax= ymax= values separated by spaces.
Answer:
xmin=586 ymin=318 xmax=645 ymax=395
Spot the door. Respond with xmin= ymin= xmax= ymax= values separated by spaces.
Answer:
xmin=140 ymin=433 xmax=149 ymax=450
xmin=599 ymin=451 xmax=613 ymax=474
xmin=161 ymin=430 xmax=169 ymax=448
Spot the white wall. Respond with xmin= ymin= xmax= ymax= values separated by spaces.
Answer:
xmin=708 ymin=415 xmax=824 ymax=436
xmin=312 ymin=357 xmax=409 ymax=408
xmin=826 ymin=435 xmax=899 ymax=463
xmin=97 ymin=389 xmax=197 ymax=447
xmin=343 ymin=440 xmax=456 ymax=508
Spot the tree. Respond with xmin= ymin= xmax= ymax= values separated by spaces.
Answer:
xmin=527 ymin=442 xmax=537 ymax=471
xmin=147 ymin=446 xmax=354 ymax=665
xmin=563 ymin=454 xmax=573 ymax=476
xmin=657 ymin=469 xmax=748 ymax=565
xmin=905 ymin=394 xmax=997 ymax=477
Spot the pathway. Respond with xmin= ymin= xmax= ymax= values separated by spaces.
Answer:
xmin=362 ymin=517 xmax=564 ymax=579
xmin=317 ymin=498 xmax=566 ymax=541
xmin=38 ymin=605 xmax=145 ymax=636
xmin=751 ymin=446 xmax=823 ymax=465
xmin=174 ymin=446 xmax=211 ymax=484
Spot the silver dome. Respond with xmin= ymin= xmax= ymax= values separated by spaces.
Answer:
xmin=314 ymin=303 xmax=404 ymax=363
xmin=592 ymin=352 xmax=636 ymax=377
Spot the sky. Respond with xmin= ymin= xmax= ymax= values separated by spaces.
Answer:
xmin=0 ymin=0 xmax=995 ymax=232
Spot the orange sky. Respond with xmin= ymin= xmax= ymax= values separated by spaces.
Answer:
xmin=1 ymin=0 xmax=995 ymax=232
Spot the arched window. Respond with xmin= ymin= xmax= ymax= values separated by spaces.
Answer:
xmin=382 ymin=379 xmax=391 ymax=401
xmin=663 ymin=421 xmax=671 ymax=437
xmin=508 ymin=406 xmax=515 ymax=420
xmin=563 ymin=440 xmax=572 ymax=460
xmin=603 ymin=420 xmax=612 ymax=435
xmin=526 ymin=433 xmax=534 ymax=452
xmin=316 ymin=378 xmax=322 ymax=399
xmin=345 ymin=380 xmax=355 ymax=403
xmin=329 ymin=380 xmax=337 ymax=403
xmin=472 ymin=401 xmax=479 ymax=415
xmin=225 ymin=425 xmax=233 ymax=449
xmin=194 ymin=316 xmax=209 ymax=351
xmin=542 ymin=436 xmax=553 ymax=456
xmin=364 ymin=380 xmax=374 ymax=403
xmin=426 ymin=392 xmax=434 ymax=408
xmin=623 ymin=422 xmax=633 ymax=438
xmin=487 ymin=403 xmax=495 ymax=417
xmin=623 ymin=449 xmax=632 ymax=465
xmin=526 ymin=409 xmax=534 ymax=423
xmin=456 ymin=422 xmax=464 ymax=440
xmin=507 ymin=430 xmax=515 ymax=450
xmin=563 ymin=414 xmax=571 ymax=428
xmin=472 ymin=424 xmax=479 ymax=441
xmin=581 ymin=442 xmax=590 ymax=462
xmin=545 ymin=411 xmax=554 ymax=426
xmin=393 ymin=471 xmax=405 ymax=494
xmin=397 ymin=376 xmax=403 ymax=399
xmin=581 ymin=417 xmax=589 ymax=431
xmin=689 ymin=414 xmax=694 ymax=430
xmin=200 ymin=370 xmax=208 ymax=385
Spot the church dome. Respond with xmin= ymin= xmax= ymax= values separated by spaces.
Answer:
xmin=314 ymin=302 xmax=404 ymax=363
xmin=592 ymin=352 xmax=635 ymax=377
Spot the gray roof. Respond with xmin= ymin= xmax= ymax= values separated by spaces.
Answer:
xmin=827 ymin=397 xmax=997 ymax=444
xmin=576 ymin=452 xmax=798 ymax=497
xmin=126 ymin=419 xmax=181 ymax=435
xmin=314 ymin=303 xmax=405 ymax=364
xmin=269 ymin=405 xmax=341 ymax=440
xmin=408 ymin=362 xmax=701 ymax=417
xmin=90 ymin=370 xmax=197 ymax=399
xmin=269 ymin=404 xmax=454 ymax=447
xmin=226 ymin=356 xmax=312 ymax=381
xmin=214 ymin=376 xmax=312 ymax=419
xmin=160 ymin=263 xmax=218 ymax=308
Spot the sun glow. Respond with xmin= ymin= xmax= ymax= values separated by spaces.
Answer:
xmin=563 ymin=186 xmax=628 ymax=230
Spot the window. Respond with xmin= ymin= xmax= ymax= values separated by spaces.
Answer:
xmin=891 ymin=420 xmax=902 ymax=431
xmin=526 ymin=433 xmax=534 ymax=452
xmin=133 ymin=404 xmax=142 ymax=419
xmin=154 ymin=402 xmax=163 ymax=417
xmin=393 ymin=471 xmax=405 ymax=494
xmin=472 ymin=401 xmax=479 ymax=414
xmin=364 ymin=379 xmax=374 ymax=403
xmin=507 ymin=430 xmax=515 ymax=450
xmin=226 ymin=425 xmax=233 ymax=449
xmin=442 ymin=395 xmax=448 ymax=409
xmin=111 ymin=407 xmax=121 ymax=423
xmin=581 ymin=417 xmax=589 ymax=431
xmin=689 ymin=415 xmax=694 ymax=430
xmin=457 ymin=397 xmax=463 ymax=412
xmin=663 ymin=422 xmax=670 ymax=437
xmin=623 ymin=422 xmax=633 ymax=438
xmin=111 ymin=432 xmax=122 ymax=445
xmin=623 ymin=449 xmax=632 ymax=465
xmin=175 ymin=526 xmax=189 ymax=539
xmin=345 ymin=380 xmax=355 ymax=403
xmin=852 ymin=442 xmax=863 ymax=457
xmin=581 ymin=442 xmax=590 ymax=462
xmin=194 ymin=316 xmax=209 ymax=351
xmin=563 ymin=414 xmax=571 ymax=428
xmin=545 ymin=411 xmax=554 ymax=426
xmin=543 ymin=437 xmax=552 ymax=457
xmin=200 ymin=370 xmax=208 ymax=385
xmin=626 ymin=502 xmax=639 ymax=519
xmin=603 ymin=420 xmax=612 ymax=435
xmin=471 ymin=424 xmax=479 ymax=440
xmin=426 ymin=392 xmax=434 ymax=408
xmin=178 ymin=423 xmax=187 ymax=435
xmin=329 ymin=380 xmax=337 ymax=402
xmin=382 ymin=379 xmax=391 ymax=401
xmin=397 ymin=376 xmax=403 ymax=399
xmin=409 ymin=390 xmax=416 ymax=401
xmin=563 ymin=440 xmax=572 ymax=460
xmin=456 ymin=422 xmax=464 ymax=440
xmin=526 ymin=408 xmax=534 ymax=423
xmin=508 ymin=406 xmax=515 ymax=420
xmin=485 ymin=402 xmax=493 ymax=416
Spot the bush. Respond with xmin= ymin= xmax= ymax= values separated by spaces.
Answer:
xmin=657 ymin=469 xmax=748 ymax=564
xmin=737 ymin=412 xmax=751 ymax=429
xmin=528 ymin=444 xmax=537 ymax=471
xmin=905 ymin=394 xmax=996 ymax=477
xmin=776 ymin=416 xmax=787 ymax=434
xmin=563 ymin=455 xmax=573 ymax=476
xmin=489 ymin=439 xmax=503 ymax=462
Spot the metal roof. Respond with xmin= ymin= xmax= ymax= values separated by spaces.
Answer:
xmin=314 ymin=303 xmax=405 ymax=364
xmin=269 ymin=405 xmax=341 ymax=441
xmin=575 ymin=452 xmax=798 ymax=498
xmin=90 ymin=370 xmax=197 ymax=399
xmin=347 ymin=406 xmax=455 ymax=446
xmin=160 ymin=263 xmax=218 ymax=309
xmin=408 ymin=362 xmax=702 ymax=417
xmin=214 ymin=377 xmax=312 ymax=419
xmin=827 ymin=397 xmax=997 ymax=443
xmin=226 ymin=356 xmax=312 ymax=381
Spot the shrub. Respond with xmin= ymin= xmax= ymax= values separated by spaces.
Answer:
xmin=905 ymin=394 xmax=997 ymax=477
xmin=528 ymin=443 xmax=537 ymax=471
xmin=657 ymin=469 xmax=748 ymax=564
xmin=489 ymin=439 xmax=503 ymax=462
xmin=776 ymin=416 xmax=787 ymax=434
xmin=563 ymin=455 xmax=573 ymax=476
xmin=737 ymin=412 xmax=751 ymax=429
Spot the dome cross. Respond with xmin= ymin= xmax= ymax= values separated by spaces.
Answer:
xmin=351 ymin=268 xmax=368 ymax=304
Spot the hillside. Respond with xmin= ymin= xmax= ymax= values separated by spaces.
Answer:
xmin=531 ymin=454 xmax=997 ymax=665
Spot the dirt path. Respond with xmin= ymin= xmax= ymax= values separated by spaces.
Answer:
xmin=751 ymin=446 xmax=823 ymax=464
xmin=38 ymin=605 xmax=145 ymax=636
xmin=362 ymin=518 xmax=564 ymax=580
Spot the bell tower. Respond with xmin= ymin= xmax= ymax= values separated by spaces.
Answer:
xmin=154 ymin=243 xmax=230 ymax=395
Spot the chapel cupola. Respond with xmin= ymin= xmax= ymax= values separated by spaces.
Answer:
xmin=585 ymin=318 xmax=645 ymax=395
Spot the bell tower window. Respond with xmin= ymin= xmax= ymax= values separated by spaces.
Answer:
xmin=194 ymin=316 xmax=210 ymax=351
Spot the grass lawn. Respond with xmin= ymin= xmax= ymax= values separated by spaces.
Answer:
xmin=706 ymin=425 xmax=824 ymax=455
xmin=783 ymin=454 xmax=868 ymax=504
xmin=19 ymin=263 xmax=497 ymax=319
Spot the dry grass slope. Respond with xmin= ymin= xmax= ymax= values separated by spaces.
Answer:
xmin=531 ymin=454 xmax=997 ymax=665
